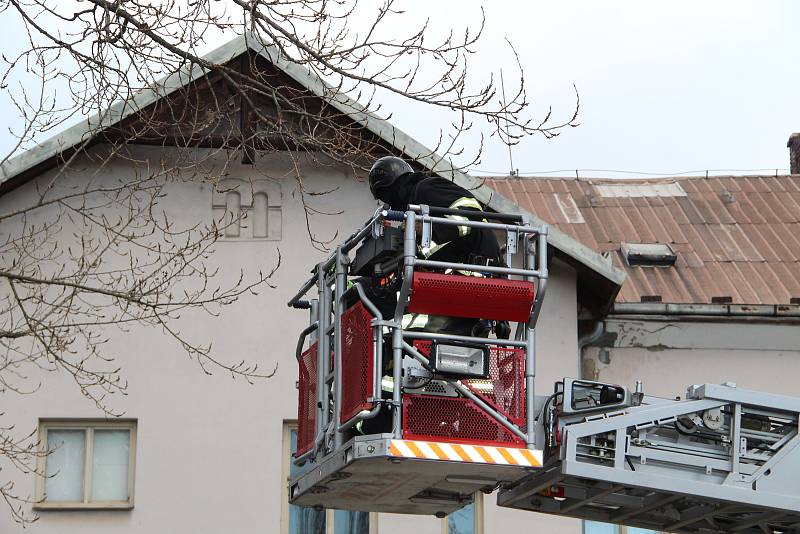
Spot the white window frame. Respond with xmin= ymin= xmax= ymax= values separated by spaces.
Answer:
xmin=35 ymin=419 xmax=137 ymax=510
xmin=282 ymin=421 xmax=377 ymax=534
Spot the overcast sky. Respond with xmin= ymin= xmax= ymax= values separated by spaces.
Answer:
xmin=1 ymin=1 xmax=798 ymax=178
xmin=389 ymin=0 xmax=800 ymax=177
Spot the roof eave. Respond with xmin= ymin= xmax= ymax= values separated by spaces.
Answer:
xmin=0 ymin=33 xmax=625 ymax=305
xmin=0 ymin=35 xmax=251 ymax=187
xmin=251 ymin=37 xmax=626 ymax=297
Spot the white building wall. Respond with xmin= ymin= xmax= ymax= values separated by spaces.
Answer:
xmin=0 ymin=145 xmax=583 ymax=533
xmin=584 ymin=318 xmax=800 ymax=398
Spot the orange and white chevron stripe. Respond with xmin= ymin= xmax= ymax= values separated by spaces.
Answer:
xmin=389 ymin=439 xmax=542 ymax=467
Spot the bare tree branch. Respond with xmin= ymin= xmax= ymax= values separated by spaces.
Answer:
xmin=0 ymin=0 xmax=577 ymax=522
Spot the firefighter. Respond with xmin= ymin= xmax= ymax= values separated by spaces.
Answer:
xmin=356 ymin=156 xmax=508 ymax=436
xmin=368 ymin=155 xmax=509 ymax=338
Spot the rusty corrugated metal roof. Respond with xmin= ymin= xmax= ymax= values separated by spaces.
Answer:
xmin=485 ymin=175 xmax=800 ymax=305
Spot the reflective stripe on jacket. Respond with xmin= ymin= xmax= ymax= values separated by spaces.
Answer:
xmin=420 ymin=196 xmax=485 ymax=258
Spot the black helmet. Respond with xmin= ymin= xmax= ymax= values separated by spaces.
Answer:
xmin=368 ymin=156 xmax=413 ymax=198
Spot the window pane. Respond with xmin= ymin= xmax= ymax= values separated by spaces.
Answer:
xmin=252 ymin=192 xmax=268 ymax=238
xmin=45 ymin=429 xmax=85 ymax=501
xmin=224 ymin=191 xmax=241 ymax=237
xmin=290 ymin=506 xmax=326 ymax=534
xmin=585 ymin=521 xmax=619 ymax=534
xmin=91 ymin=429 xmax=130 ymax=501
xmin=447 ymin=501 xmax=475 ymax=534
xmin=628 ymin=529 xmax=660 ymax=534
xmin=289 ymin=429 xmax=325 ymax=533
xmin=334 ymin=510 xmax=369 ymax=534
xmin=289 ymin=429 xmax=317 ymax=479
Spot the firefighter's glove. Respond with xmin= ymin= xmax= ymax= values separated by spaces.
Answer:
xmin=471 ymin=320 xmax=492 ymax=338
xmin=495 ymin=320 xmax=511 ymax=340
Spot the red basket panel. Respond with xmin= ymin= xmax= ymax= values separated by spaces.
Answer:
xmin=413 ymin=341 xmax=525 ymax=425
xmin=407 ymin=272 xmax=535 ymax=322
xmin=340 ymin=301 xmax=375 ymax=424
xmin=402 ymin=394 xmax=524 ymax=447
xmin=296 ymin=342 xmax=318 ymax=458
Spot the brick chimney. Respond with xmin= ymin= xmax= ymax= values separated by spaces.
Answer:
xmin=790 ymin=133 xmax=800 ymax=175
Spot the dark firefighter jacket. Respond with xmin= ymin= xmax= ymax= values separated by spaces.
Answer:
xmin=407 ymin=174 xmax=502 ymax=266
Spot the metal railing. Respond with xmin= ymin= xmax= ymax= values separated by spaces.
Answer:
xmin=288 ymin=205 xmax=549 ymax=465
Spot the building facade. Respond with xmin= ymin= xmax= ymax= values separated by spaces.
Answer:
xmin=0 ymin=37 xmax=624 ymax=534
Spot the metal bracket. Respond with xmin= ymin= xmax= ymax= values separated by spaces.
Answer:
xmin=371 ymin=318 xmax=400 ymax=329
xmin=507 ymin=228 xmax=519 ymax=255
xmin=506 ymin=228 xmax=519 ymax=267
xmin=371 ymin=207 xmax=386 ymax=238
xmin=420 ymin=205 xmax=432 ymax=250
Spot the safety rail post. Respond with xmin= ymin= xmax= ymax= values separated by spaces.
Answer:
xmin=391 ymin=209 xmax=417 ymax=438
xmin=333 ymin=246 xmax=347 ymax=448
xmin=524 ymin=224 xmax=548 ymax=449
xmin=315 ymin=262 xmax=328 ymax=453
xmin=532 ymin=229 xmax=549 ymax=327
xmin=309 ymin=300 xmax=319 ymax=344
xmin=323 ymin=269 xmax=338 ymax=448
xmin=524 ymin=233 xmax=535 ymax=449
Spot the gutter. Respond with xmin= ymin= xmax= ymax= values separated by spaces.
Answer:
xmin=578 ymin=322 xmax=605 ymax=353
xmin=611 ymin=302 xmax=800 ymax=318
xmin=577 ymin=321 xmax=605 ymax=380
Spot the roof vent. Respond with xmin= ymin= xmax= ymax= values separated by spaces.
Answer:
xmin=621 ymin=243 xmax=677 ymax=267
xmin=594 ymin=182 xmax=687 ymax=198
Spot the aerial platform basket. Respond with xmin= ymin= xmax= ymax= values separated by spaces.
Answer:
xmin=287 ymin=205 xmax=549 ymax=516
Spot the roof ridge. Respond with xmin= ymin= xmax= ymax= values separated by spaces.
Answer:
xmin=0 ymin=33 xmax=625 ymax=295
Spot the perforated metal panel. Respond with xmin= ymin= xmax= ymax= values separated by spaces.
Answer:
xmin=340 ymin=302 xmax=375 ymax=424
xmin=474 ymin=346 xmax=526 ymax=425
xmin=404 ymin=339 xmax=525 ymax=447
xmin=402 ymin=394 xmax=524 ymax=447
xmin=408 ymin=272 xmax=535 ymax=322
xmin=413 ymin=341 xmax=526 ymax=425
xmin=296 ymin=342 xmax=318 ymax=457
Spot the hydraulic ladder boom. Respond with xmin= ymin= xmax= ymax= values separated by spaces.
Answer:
xmin=498 ymin=379 xmax=800 ymax=534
